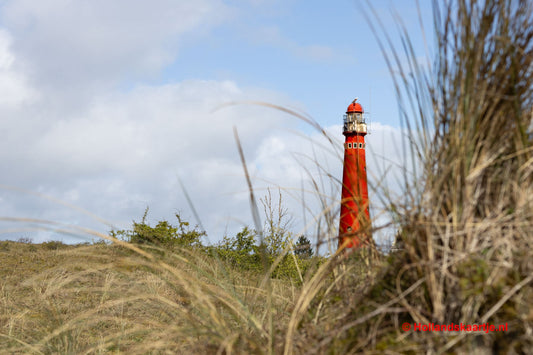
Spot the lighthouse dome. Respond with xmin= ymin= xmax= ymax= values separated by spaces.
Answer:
xmin=346 ymin=99 xmax=363 ymax=113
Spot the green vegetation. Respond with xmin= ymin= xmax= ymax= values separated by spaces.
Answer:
xmin=111 ymin=207 xmax=205 ymax=248
xmin=1 ymin=0 xmax=532 ymax=353
xmin=109 ymin=195 xmax=323 ymax=284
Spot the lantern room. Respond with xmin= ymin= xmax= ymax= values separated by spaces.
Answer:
xmin=343 ymin=98 xmax=367 ymax=134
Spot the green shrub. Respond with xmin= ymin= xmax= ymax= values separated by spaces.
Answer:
xmin=214 ymin=227 xmax=262 ymax=272
xmin=111 ymin=208 xmax=205 ymax=248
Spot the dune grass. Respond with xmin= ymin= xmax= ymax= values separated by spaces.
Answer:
xmin=0 ymin=241 xmax=307 ymax=354
xmin=1 ymin=0 xmax=532 ymax=353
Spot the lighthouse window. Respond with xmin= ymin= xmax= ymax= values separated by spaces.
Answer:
xmin=348 ymin=143 xmax=352 ymax=149
xmin=359 ymin=143 xmax=363 ymax=149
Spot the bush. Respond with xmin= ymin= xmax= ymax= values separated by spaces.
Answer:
xmin=41 ymin=241 xmax=65 ymax=250
xmin=213 ymin=227 xmax=321 ymax=283
xmin=213 ymin=227 xmax=262 ymax=272
xmin=111 ymin=208 xmax=206 ymax=248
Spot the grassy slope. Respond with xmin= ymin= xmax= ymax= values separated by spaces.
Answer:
xmin=0 ymin=241 xmax=307 ymax=354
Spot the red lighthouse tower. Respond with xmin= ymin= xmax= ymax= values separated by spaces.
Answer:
xmin=338 ymin=98 xmax=371 ymax=250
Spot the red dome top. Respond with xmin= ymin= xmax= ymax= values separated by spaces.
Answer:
xmin=346 ymin=99 xmax=364 ymax=113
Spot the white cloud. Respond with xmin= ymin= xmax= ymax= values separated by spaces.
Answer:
xmin=0 ymin=29 xmax=36 ymax=108
xmin=0 ymin=0 xmax=231 ymax=91
xmin=0 ymin=76 xmax=306 ymax=241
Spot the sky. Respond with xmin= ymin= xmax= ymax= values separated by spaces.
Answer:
xmin=0 ymin=0 xmax=433 ymax=252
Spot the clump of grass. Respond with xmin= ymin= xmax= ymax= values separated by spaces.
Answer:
xmin=41 ymin=240 xmax=66 ymax=250
xmin=303 ymin=0 xmax=533 ymax=353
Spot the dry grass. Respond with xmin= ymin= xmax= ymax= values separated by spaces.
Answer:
xmin=302 ymin=0 xmax=533 ymax=353
xmin=0 ymin=241 xmax=307 ymax=354
xmin=1 ymin=0 xmax=532 ymax=353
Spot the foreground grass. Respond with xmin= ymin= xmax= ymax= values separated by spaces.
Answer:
xmin=2 ymin=234 xmax=529 ymax=354
xmin=0 ymin=241 xmax=314 ymax=354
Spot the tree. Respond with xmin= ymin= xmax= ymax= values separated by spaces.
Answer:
xmin=260 ymin=188 xmax=292 ymax=256
xmin=231 ymin=226 xmax=257 ymax=254
xmin=294 ymin=235 xmax=313 ymax=259
xmin=215 ymin=227 xmax=261 ymax=270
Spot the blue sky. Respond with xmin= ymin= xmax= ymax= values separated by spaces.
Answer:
xmin=175 ymin=0 xmax=430 ymax=125
xmin=156 ymin=0 xmax=432 ymax=128
xmin=0 ymin=0 xmax=433 ymax=251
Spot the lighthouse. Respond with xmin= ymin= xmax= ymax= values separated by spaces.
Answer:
xmin=338 ymin=98 xmax=371 ymax=250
